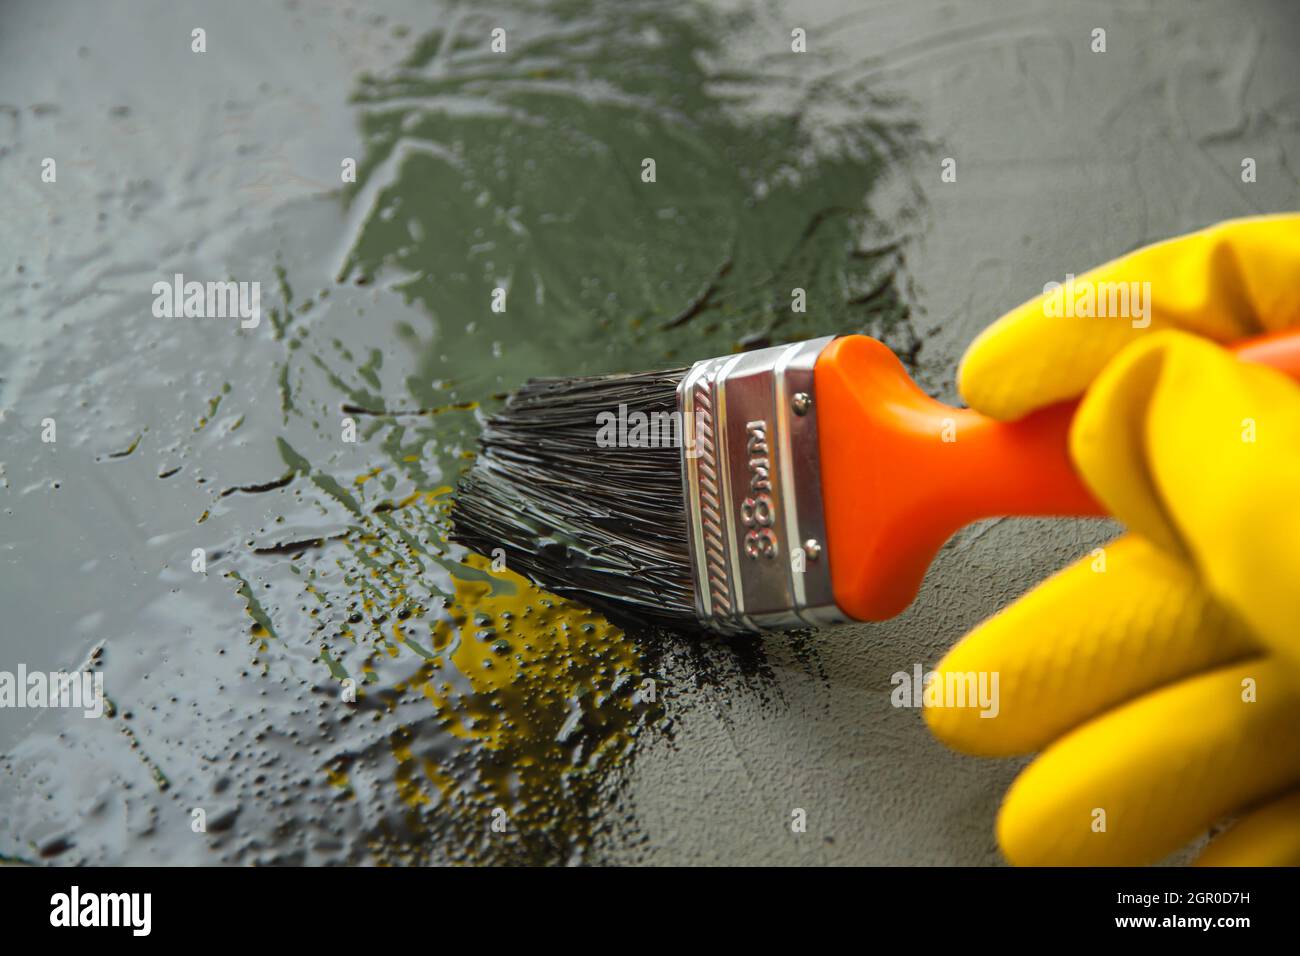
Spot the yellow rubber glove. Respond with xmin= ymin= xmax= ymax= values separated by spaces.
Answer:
xmin=925 ymin=214 xmax=1300 ymax=866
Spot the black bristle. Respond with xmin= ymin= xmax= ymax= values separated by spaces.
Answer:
xmin=451 ymin=366 xmax=701 ymax=630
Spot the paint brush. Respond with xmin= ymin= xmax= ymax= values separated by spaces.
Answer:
xmin=452 ymin=330 xmax=1300 ymax=634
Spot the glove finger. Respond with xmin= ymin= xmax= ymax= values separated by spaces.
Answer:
xmin=998 ymin=658 xmax=1300 ymax=866
xmin=924 ymin=535 xmax=1257 ymax=757
xmin=1073 ymin=331 xmax=1300 ymax=661
xmin=959 ymin=214 xmax=1300 ymax=421
xmin=1196 ymin=790 xmax=1300 ymax=867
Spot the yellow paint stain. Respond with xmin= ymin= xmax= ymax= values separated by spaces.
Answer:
xmin=416 ymin=556 xmax=645 ymax=785
xmin=325 ymin=765 xmax=352 ymax=791
xmin=300 ymin=478 xmax=656 ymax=860
xmin=368 ymin=552 xmax=652 ymax=850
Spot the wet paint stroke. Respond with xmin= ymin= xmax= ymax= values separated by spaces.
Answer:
xmin=215 ymin=1 xmax=925 ymax=862
xmin=236 ymin=2 xmax=923 ymax=862
xmin=0 ymin=0 xmax=922 ymax=866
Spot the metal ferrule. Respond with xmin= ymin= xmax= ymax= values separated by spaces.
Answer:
xmin=677 ymin=336 xmax=846 ymax=633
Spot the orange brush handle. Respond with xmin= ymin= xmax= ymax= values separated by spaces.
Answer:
xmin=815 ymin=328 xmax=1300 ymax=621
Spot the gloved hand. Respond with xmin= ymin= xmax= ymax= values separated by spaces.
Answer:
xmin=924 ymin=214 xmax=1300 ymax=866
